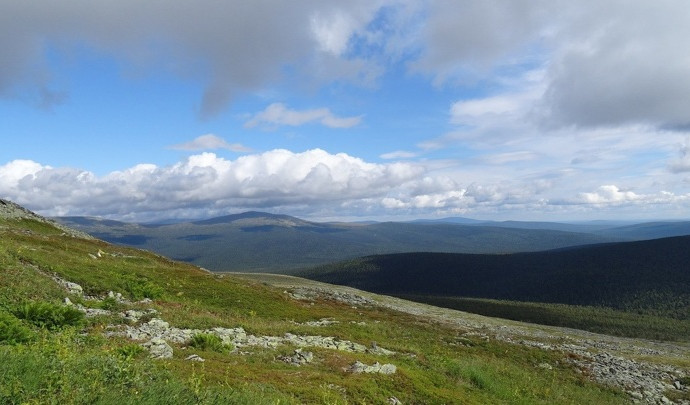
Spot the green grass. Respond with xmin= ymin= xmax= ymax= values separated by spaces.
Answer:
xmin=0 ymin=216 xmax=633 ymax=403
xmin=397 ymin=295 xmax=690 ymax=342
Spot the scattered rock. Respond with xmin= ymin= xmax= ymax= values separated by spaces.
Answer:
xmin=185 ymin=354 xmax=205 ymax=362
xmin=64 ymin=297 xmax=73 ymax=306
xmin=107 ymin=291 xmax=126 ymax=302
xmin=142 ymin=337 xmax=173 ymax=359
xmin=369 ymin=343 xmax=396 ymax=356
xmin=347 ymin=361 xmax=397 ymax=375
xmin=298 ymin=318 xmax=339 ymax=327
xmin=60 ymin=279 xmax=84 ymax=296
xmin=278 ymin=349 xmax=314 ymax=366
xmin=75 ymin=305 xmax=112 ymax=318
xmin=108 ymin=318 xmax=396 ymax=356
xmin=287 ymin=287 xmax=377 ymax=307
xmin=122 ymin=308 xmax=158 ymax=323
xmin=388 ymin=397 xmax=402 ymax=405
xmin=538 ymin=362 xmax=553 ymax=370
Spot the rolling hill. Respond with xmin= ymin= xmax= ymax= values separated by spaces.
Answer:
xmin=9 ymin=199 xmax=687 ymax=403
xmin=56 ymin=213 xmax=624 ymax=271
xmin=297 ymin=236 xmax=690 ymax=321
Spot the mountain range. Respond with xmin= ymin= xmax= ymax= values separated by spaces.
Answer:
xmin=55 ymin=212 xmax=690 ymax=272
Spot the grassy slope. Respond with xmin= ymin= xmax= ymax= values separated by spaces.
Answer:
xmin=0 ymin=217 xmax=627 ymax=404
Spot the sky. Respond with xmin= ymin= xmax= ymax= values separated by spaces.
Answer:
xmin=2 ymin=0 xmax=690 ymax=222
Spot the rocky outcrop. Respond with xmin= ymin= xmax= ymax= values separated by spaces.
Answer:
xmin=142 ymin=338 xmax=173 ymax=359
xmin=347 ymin=361 xmax=397 ymax=375
xmin=0 ymin=199 xmax=93 ymax=239
xmin=287 ymin=287 xmax=377 ymax=307
xmin=278 ymin=349 xmax=313 ymax=366
xmin=109 ymin=318 xmax=395 ymax=356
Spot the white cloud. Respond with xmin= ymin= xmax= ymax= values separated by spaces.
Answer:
xmin=380 ymin=150 xmax=417 ymax=159
xmin=479 ymin=151 xmax=540 ymax=165
xmin=3 ymin=150 xmax=690 ymax=221
xmin=451 ymin=96 xmax=520 ymax=121
xmin=0 ymin=150 xmax=423 ymax=220
xmin=245 ymin=103 xmax=362 ymax=129
xmin=168 ymin=134 xmax=251 ymax=152
xmin=0 ymin=159 xmax=47 ymax=189
xmin=310 ymin=10 xmax=358 ymax=56
xmin=579 ymin=185 xmax=642 ymax=205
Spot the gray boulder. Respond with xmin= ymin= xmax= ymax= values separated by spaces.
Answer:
xmin=142 ymin=337 xmax=173 ymax=359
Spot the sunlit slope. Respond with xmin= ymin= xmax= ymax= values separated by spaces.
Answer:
xmin=0 ymin=201 xmax=630 ymax=404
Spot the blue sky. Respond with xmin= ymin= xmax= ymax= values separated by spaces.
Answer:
xmin=2 ymin=1 xmax=690 ymax=222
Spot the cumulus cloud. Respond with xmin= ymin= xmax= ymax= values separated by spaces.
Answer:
xmin=0 ymin=150 xmax=423 ymax=219
xmin=579 ymin=185 xmax=642 ymax=205
xmin=244 ymin=103 xmax=362 ymax=129
xmin=571 ymin=185 xmax=690 ymax=213
xmin=3 ymin=151 xmax=690 ymax=221
xmin=168 ymin=134 xmax=251 ymax=152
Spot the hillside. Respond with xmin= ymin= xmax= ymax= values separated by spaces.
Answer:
xmin=56 ymin=213 xmax=621 ymax=272
xmin=297 ymin=238 xmax=690 ymax=330
xmin=3 ymin=200 xmax=690 ymax=403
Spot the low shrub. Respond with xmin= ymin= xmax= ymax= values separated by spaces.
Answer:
xmin=189 ymin=333 xmax=232 ymax=353
xmin=0 ymin=312 xmax=34 ymax=345
xmin=12 ymin=301 xmax=84 ymax=330
xmin=124 ymin=277 xmax=164 ymax=300
xmin=99 ymin=296 xmax=121 ymax=311
xmin=115 ymin=343 xmax=146 ymax=360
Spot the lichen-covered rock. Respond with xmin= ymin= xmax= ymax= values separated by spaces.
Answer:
xmin=185 ymin=354 xmax=205 ymax=362
xmin=348 ymin=361 xmax=397 ymax=375
xmin=279 ymin=349 xmax=314 ymax=366
xmin=142 ymin=337 xmax=173 ymax=359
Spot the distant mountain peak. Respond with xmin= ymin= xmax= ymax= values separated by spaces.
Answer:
xmin=192 ymin=211 xmax=309 ymax=227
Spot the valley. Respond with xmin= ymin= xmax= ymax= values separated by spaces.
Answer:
xmin=56 ymin=212 xmax=690 ymax=272
xmin=1 ymin=200 xmax=688 ymax=403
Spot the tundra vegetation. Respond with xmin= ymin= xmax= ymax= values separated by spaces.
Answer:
xmin=0 ymin=208 xmax=637 ymax=403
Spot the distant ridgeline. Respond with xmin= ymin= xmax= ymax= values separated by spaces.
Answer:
xmin=297 ymin=236 xmax=690 ymax=320
xmin=55 ymin=212 xmax=634 ymax=271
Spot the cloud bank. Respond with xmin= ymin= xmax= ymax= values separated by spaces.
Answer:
xmin=6 ymin=1 xmax=690 ymax=128
xmin=2 ymin=150 xmax=689 ymax=222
